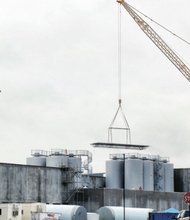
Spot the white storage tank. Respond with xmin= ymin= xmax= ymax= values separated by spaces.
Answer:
xmin=46 ymin=205 xmax=87 ymax=220
xmin=125 ymin=158 xmax=143 ymax=190
xmin=26 ymin=157 xmax=46 ymax=166
xmin=164 ymin=162 xmax=174 ymax=192
xmin=143 ymin=159 xmax=154 ymax=191
xmin=46 ymin=155 xmax=68 ymax=168
xmin=98 ymin=206 xmax=154 ymax=220
xmin=106 ymin=159 xmax=124 ymax=189
xmin=153 ymin=161 xmax=165 ymax=192
xmin=68 ymin=155 xmax=81 ymax=172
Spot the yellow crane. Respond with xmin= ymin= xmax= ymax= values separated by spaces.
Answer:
xmin=117 ymin=0 xmax=190 ymax=82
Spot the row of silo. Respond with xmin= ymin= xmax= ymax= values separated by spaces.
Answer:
xmin=27 ymin=151 xmax=82 ymax=172
xmin=105 ymin=154 xmax=174 ymax=192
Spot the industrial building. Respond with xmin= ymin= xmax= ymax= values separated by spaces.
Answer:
xmin=0 ymin=0 xmax=189 ymax=219
xmin=0 ymin=148 xmax=189 ymax=214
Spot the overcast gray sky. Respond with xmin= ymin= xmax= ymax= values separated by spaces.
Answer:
xmin=0 ymin=0 xmax=189 ymax=172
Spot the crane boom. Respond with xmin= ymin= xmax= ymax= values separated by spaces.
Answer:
xmin=117 ymin=0 xmax=190 ymax=82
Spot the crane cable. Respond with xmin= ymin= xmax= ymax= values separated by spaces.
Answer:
xmin=108 ymin=4 xmax=131 ymax=144
xmin=118 ymin=4 xmax=122 ymax=103
xmin=128 ymin=3 xmax=190 ymax=46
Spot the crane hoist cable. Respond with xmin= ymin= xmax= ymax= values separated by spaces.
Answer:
xmin=108 ymin=3 xmax=131 ymax=144
xmin=118 ymin=3 xmax=122 ymax=102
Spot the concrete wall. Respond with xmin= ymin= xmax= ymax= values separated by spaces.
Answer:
xmin=0 ymin=163 xmax=104 ymax=204
xmin=0 ymin=163 xmax=189 ymax=213
xmin=0 ymin=163 xmax=71 ymax=203
xmin=70 ymin=189 xmax=187 ymax=212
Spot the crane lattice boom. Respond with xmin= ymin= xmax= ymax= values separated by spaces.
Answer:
xmin=117 ymin=0 xmax=190 ymax=82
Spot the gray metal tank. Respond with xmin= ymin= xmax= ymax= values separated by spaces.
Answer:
xmin=125 ymin=158 xmax=143 ymax=190
xmin=26 ymin=157 xmax=46 ymax=166
xmin=98 ymin=206 xmax=154 ymax=220
xmin=68 ymin=155 xmax=81 ymax=172
xmin=164 ymin=162 xmax=174 ymax=192
xmin=153 ymin=160 xmax=165 ymax=192
xmin=46 ymin=205 xmax=87 ymax=220
xmin=106 ymin=159 xmax=124 ymax=189
xmin=143 ymin=159 xmax=154 ymax=191
xmin=46 ymin=155 xmax=68 ymax=168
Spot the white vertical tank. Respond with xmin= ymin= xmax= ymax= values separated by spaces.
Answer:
xmin=106 ymin=159 xmax=124 ymax=189
xmin=98 ymin=206 xmax=154 ymax=220
xmin=125 ymin=158 xmax=143 ymax=190
xmin=68 ymin=155 xmax=81 ymax=172
xmin=153 ymin=161 xmax=165 ymax=192
xmin=46 ymin=205 xmax=87 ymax=220
xmin=143 ymin=159 xmax=154 ymax=191
xmin=164 ymin=163 xmax=174 ymax=192
xmin=26 ymin=157 xmax=46 ymax=166
xmin=46 ymin=155 xmax=68 ymax=168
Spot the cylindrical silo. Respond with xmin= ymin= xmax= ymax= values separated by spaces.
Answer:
xmin=46 ymin=155 xmax=68 ymax=168
xmin=68 ymin=155 xmax=81 ymax=172
xmin=46 ymin=205 xmax=87 ymax=220
xmin=98 ymin=206 xmax=154 ymax=220
xmin=153 ymin=160 xmax=165 ymax=192
xmin=26 ymin=157 xmax=46 ymax=166
xmin=106 ymin=159 xmax=124 ymax=189
xmin=143 ymin=159 xmax=154 ymax=191
xmin=125 ymin=158 xmax=143 ymax=190
xmin=164 ymin=163 xmax=174 ymax=192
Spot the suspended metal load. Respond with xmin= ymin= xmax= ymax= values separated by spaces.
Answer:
xmin=91 ymin=142 xmax=149 ymax=150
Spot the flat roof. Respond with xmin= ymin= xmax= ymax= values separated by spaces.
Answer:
xmin=91 ymin=142 xmax=149 ymax=150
